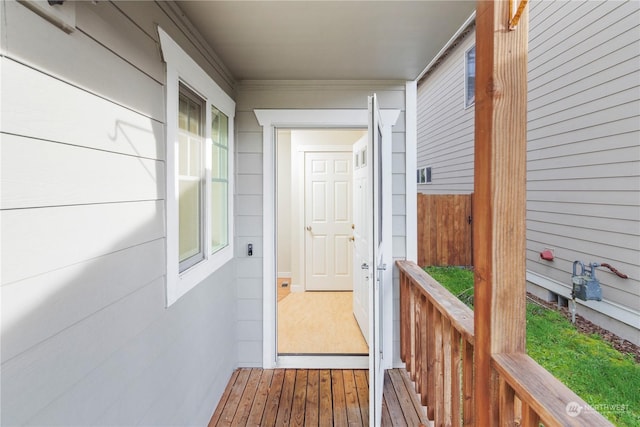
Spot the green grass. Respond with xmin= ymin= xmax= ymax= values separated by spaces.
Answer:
xmin=424 ymin=266 xmax=640 ymax=426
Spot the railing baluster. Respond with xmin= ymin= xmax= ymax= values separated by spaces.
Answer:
xmin=520 ymin=401 xmax=540 ymax=427
xmin=409 ymin=284 xmax=416 ymax=378
xmin=426 ymin=301 xmax=435 ymax=418
xmin=415 ymin=290 xmax=422 ymax=388
xmin=400 ymin=272 xmax=407 ymax=364
xmin=443 ymin=317 xmax=453 ymax=426
xmin=419 ymin=295 xmax=429 ymax=407
xmin=462 ymin=340 xmax=474 ymax=427
xmin=514 ymin=396 xmax=522 ymax=426
xmin=434 ymin=309 xmax=444 ymax=425
xmin=451 ymin=329 xmax=462 ymax=427
xmin=499 ymin=377 xmax=516 ymax=426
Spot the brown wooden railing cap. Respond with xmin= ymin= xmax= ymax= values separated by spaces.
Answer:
xmin=492 ymin=353 xmax=614 ymax=427
xmin=396 ymin=260 xmax=474 ymax=344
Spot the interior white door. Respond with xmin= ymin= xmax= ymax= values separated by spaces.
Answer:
xmin=304 ymin=151 xmax=353 ymax=291
xmin=368 ymin=94 xmax=386 ymax=427
xmin=352 ymin=135 xmax=370 ymax=345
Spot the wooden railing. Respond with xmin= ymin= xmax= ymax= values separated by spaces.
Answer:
xmin=397 ymin=260 xmax=613 ymax=427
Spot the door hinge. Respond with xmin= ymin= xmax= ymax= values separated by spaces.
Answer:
xmin=467 ymin=215 xmax=472 ymax=225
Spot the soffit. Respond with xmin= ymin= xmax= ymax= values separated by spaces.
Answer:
xmin=176 ymin=1 xmax=476 ymax=81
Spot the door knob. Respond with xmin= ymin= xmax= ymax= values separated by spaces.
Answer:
xmin=306 ymin=226 xmax=312 ymax=231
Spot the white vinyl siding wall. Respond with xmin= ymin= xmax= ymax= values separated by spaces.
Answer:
xmin=235 ymin=81 xmax=408 ymax=366
xmin=0 ymin=1 xmax=237 ymax=425
xmin=416 ymin=0 xmax=640 ymax=344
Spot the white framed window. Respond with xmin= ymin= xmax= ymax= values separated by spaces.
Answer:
xmin=159 ymin=27 xmax=235 ymax=306
xmin=417 ymin=167 xmax=432 ymax=184
xmin=465 ymin=45 xmax=476 ymax=108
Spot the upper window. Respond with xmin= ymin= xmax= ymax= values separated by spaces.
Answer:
xmin=417 ymin=167 xmax=432 ymax=184
xmin=159 ymin=28 xmax=235 ymax=306
xmin=465 ymin=45 xmax=476 ymax=108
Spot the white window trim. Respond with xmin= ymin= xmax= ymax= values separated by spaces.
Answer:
xmin=464 ymin=44 xmax=476 ymax=109
xmin=159 ymin=27 xmax=235 ymax=307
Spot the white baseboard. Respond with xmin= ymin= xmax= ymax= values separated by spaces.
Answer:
xmin=291 ymin=283 xmax=304 ymax=293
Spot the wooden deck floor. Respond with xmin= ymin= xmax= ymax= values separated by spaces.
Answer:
xmin=209 ymin=368 xmax=428 ymax=426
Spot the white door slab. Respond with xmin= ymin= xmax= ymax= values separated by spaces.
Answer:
xmin=352 ymin=135 xmax=370 ymax=344
xmin=304 ymin=151 xmax=353 ymax=291
xmin=369 ymin=94 xmax=387 ymax=427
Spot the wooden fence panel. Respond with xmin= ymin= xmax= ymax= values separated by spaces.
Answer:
xmin=417 ymin=193 xmax=473 ymax=266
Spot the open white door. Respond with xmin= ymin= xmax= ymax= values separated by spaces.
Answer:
xmin=352 ymin=135 xmax=369 ymax=344
xmin=369 ymin=94 xmax=386 ymax=427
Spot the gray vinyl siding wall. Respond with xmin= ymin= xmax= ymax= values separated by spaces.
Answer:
xmin=235 ymin=81 xmax=408 ymax=366
xmin=416 ymin=0 xmax=640 ymax=344
xmin=416 ymin=31 xmax=475 ymax=195
xmin=1 ymin=1 xmax=237 ymax=425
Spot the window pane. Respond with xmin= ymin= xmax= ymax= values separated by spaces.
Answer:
xmin=178 ymin=133 xmax=189 ymax=175
xmin=212 ymin=107 xmax=229 ymax=148
xmin=211 ymin=144 xmax=220 ymax=178
xmin=179 ymin=177 xmax=202 ymax=262
xmin=466 ymin=46 xmax=476 ymax=107
xmin=189 ymin=101 xmax=200 ymax=134
xmin=179 ymin=97 xmax=188 ymax=130
xmin=211 ymin=180 xmax=228 ymax=253
xmin=178 ymin=84 xmax=204 ymax=269
xmin=220 ymin=146 xmax=228 ymax=178
xmin=210 ymin=104 xmax=229 ymax=255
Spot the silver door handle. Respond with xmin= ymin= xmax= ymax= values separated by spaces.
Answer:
xmin=377 ymin=264 xmax=387 ymax=271
xmin=361 ymin=263 xmax=369 ymax=270
xmin=306 ymin=226 xmax=312 ymax=232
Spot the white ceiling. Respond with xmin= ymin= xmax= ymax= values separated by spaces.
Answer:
xmin=177 ymin=1 xmax=476 ymax=81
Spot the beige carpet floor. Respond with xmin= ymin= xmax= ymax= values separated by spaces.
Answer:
xmin=278 ymin=291 xmax=369 ymax=354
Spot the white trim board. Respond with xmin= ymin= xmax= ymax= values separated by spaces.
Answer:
xmin=405 ymin=81 xmax=418 ymax=263
xmin=255 ymin=108 xmax=400 ymax=369
xmin=277 ymin=355 xmax=368 ymax=369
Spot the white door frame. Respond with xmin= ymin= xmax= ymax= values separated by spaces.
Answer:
xmin=255 ymin=109 xmax=399 ymax=369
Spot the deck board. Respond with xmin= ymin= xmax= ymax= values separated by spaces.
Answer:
xmin=210 ymin=368 xmax=427 ymax=426
xmin=304 ymin=370 xmax=320 ymax=426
